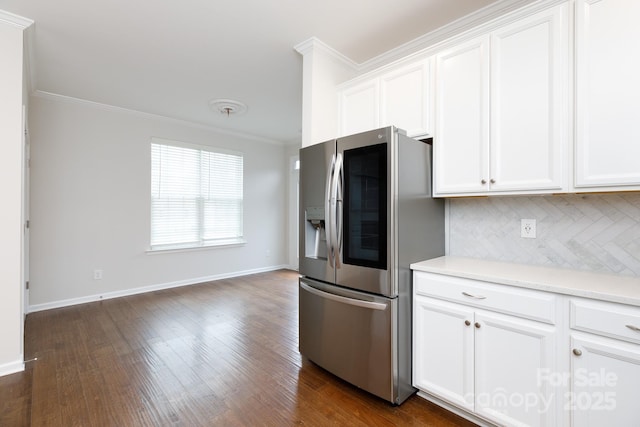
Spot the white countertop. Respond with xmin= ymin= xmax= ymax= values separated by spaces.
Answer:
xmin=411 ymin=256 xmax=640 ymax=307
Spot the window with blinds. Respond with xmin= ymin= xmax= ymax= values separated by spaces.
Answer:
xmin=150 ymin=138 xmax=244 ymax=250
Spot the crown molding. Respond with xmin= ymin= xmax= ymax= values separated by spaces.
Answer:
xmin=296 ymin=0 xmax=560 ymax=76
xmin=358 ymin=0 xmax=540 ymax=72
xmin=0 ymin=9 xmax=37 ymax=95
xmin=32 ymin=90 xmax=288 ymax=146
xmin=294 ymin=37 xmax=359 ymax=70
xmin=0 ymin=9 xmax=34 ymax=29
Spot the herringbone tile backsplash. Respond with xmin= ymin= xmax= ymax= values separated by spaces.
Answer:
xmin=448 ymin=193 xmax=640 ymax=277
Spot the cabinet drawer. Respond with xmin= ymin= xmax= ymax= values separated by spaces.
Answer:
xmin=570 ymin=298 xmax=640 ymax=344
xmin=414 ymin=272 xmax=557 ymax=324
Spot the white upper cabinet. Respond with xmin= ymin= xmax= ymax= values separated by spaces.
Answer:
xmin=339 ymin=79 xmax=379 ymax=137
xmin=380 ymin=60 xmax=432 ymax=137
xmin=338 ymin=58 xmax=432 ymax=138
xmin=489 ymin=7 xmax=568 ymax=193
xmin=434 ymin=36 xmax=490 ymax=195
xmin=574 ymin=0 xmax=640 ymax=190
xmin=336 ymin=0 xmax=640 ymax=196
xmin=434 ymin=4 xmax=569 ymax=197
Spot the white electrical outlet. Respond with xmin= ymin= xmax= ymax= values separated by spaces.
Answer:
xmin=521 ymin=219 xmax=536 ymax=239
xmin=93 ymin=269 xmax=103 ymax=280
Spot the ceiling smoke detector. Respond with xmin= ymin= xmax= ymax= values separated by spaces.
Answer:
xmin=209 ymin=98 xmax=248 ymax=116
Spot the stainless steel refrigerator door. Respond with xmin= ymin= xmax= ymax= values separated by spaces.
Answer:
xmin=299 ymin=140 xmax=336 ymax=283
xmin=335 ymin=127 xmax=395 ymax=296
xmin=299 ymin=277 xmax=398 ymax=403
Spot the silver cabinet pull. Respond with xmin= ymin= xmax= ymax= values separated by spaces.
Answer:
xmin=626 ymin=324 xmax=640 ymax=332
xmin=490 ymin=179 xmax=496 ymax=184
xmin=481 ymin=179 xmax=487 ymax=184
xmin=573 ymin=349 xmax=582 ymax=356
xmin=465 ymin=320 xmax=471 ymax=326
xmin=462 ymin=292 xmax=487 ymax=300
xmin=475 ymin=322 xmax=481 ymax=329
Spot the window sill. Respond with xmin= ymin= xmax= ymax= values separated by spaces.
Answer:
xmin=146 ymin=239 xmax=247 ymax=255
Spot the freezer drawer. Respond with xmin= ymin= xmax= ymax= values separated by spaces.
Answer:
xmin=299 ymin=277 xmax=397 ymax=403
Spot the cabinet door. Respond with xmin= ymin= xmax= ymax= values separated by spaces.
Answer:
xmin=570 ymin=333 xmax=640 ymax=426
xmin=575 ymin=0 xmax=640 ymax=189
xmin=380 ymin=59 xmax=432 ymax=137
xmin=434 ymin=36 xmax=490 ymax=195
xmin=414 ymin=296 xmax=475 ymax=411
xmin=474 ymin=311 xmax=557 ymax=427
xmin=339 ymin=80 xmax=379 ymax=137
xmin=490 ymin=4 xmax=568 ymax=192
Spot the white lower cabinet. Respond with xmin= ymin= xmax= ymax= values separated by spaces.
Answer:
xmin=413 ymin=272 xmax=559 ymax=426
xmin=414 ymin=297 xmax=475 ymax=411
xmin=414 ymin=271 xmax=640 ymax=426
xmin=569 ymin=298 xmax=640 ymax=426
xmin=569 ymin=334 xmax=640 ymax=426
xmin=474 ymin=310 xmax=557 ymax=426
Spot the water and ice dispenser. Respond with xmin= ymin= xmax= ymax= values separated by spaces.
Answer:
xmin=304 ymin=206 xmax=327 ymax=260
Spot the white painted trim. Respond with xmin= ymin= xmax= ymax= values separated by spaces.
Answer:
xmin=146 ymin=240 xmax=247 ymax=254
xmin=27 ymin=265 xmax=291 ymax=313
xmin=294 ymin=37 xmax=359 ymax=70
xmin=24 ymin=24 xmax=37 ymax=95
xmin=0 ymin=9 xmax=33 ymax=29
xmin=359 ymin=0 xmax=536 ymax=72
xmin=31 ymin=90 xmax=287 ymax=146
xmin=285 ymin=264 xmax=299 ymax=272
xmin=320 ymin=0 xmax=567 ymax=78
xmin=0 ymin=358 xmax=25 ymax=377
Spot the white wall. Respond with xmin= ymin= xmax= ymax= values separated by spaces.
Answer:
xmin=0 ymin=17 xmax=26 ymax=376
xmin=28 ymin=94 xmax=289 ymax=310
xmin=286 ymin=145 xmax=300 ymax=269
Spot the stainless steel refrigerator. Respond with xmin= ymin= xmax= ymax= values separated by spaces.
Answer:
xmin=298 ymin=126 xmax=445 ymax=405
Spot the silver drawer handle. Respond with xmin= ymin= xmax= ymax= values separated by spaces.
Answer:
xmin=300 ymin=282 xmax=387 ymax=311
xmin=626 ymin=324 xmax=640 ymax=332
xmin=462 ymin=292 xmax=486 ymax=300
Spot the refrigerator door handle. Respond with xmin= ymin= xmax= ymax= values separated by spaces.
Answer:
xmin=332 ymin=153 xmax=343 ymax=268
xmin=300 ymin=282 xmax=387 ymax=311
xmin=325 ymin=154 xmax=336 ymax=267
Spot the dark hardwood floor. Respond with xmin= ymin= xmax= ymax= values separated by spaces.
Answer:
xmin=0 ymin=269 xmax=476 ymax=426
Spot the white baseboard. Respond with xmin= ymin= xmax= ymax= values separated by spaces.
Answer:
xmin=28 ymin=264 xmax=290 ymax=313
xmin=0 ymin=358 xmax=25 ymax=377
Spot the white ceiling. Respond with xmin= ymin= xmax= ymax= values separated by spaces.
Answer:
xmin=1 ymin=0 xmax=503 ymax=144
